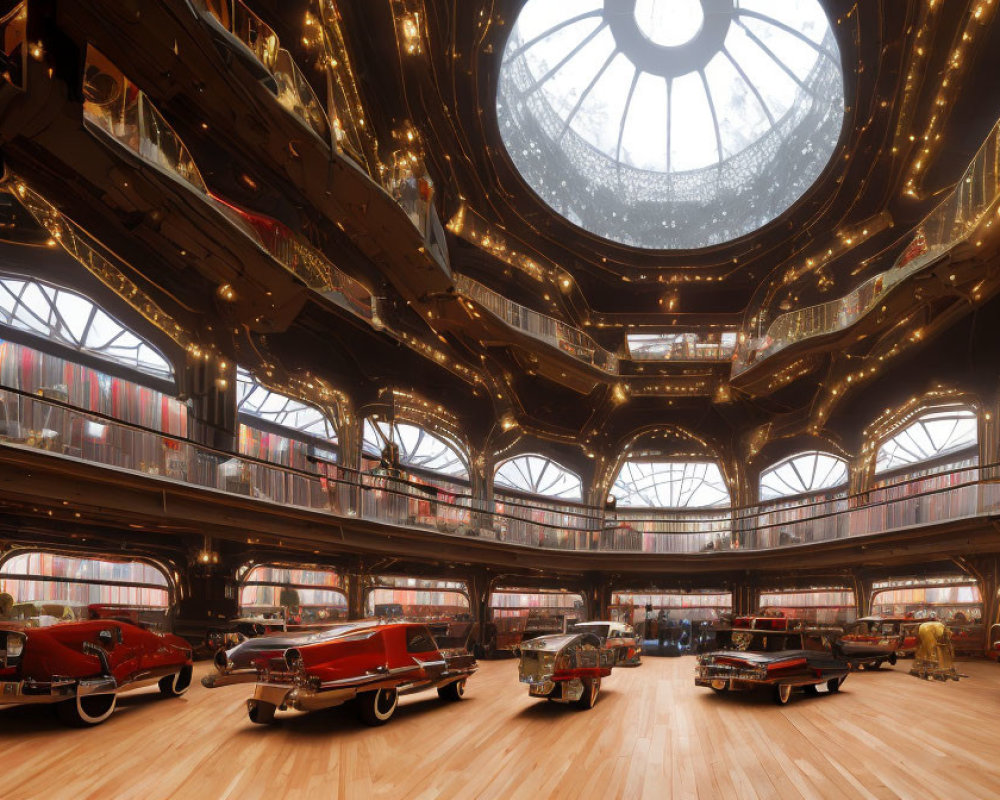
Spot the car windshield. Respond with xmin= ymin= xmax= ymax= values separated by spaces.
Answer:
xmin=570 ymin=623 xmax=609 ymax=639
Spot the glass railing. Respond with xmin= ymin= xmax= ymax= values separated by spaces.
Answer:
xmin=733 ymin=115 xmax=1000 ymax=375
xmin=80 ymin=50 xmax=378 ymax=329
xmin=455 ymin=274 xmax=619 ymax=375
xmin=272 ymin=48 xmax=330 ymax=142
xmin=5 ymin=392 xmax=999 ymax=555
xmin=200 ymin=0 xmax=328 ymax=142
xmin=83 ymin=47 xmax=207 ymax=193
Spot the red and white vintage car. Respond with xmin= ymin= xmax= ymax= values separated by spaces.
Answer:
xmin=0 ymin=619 xmax=193 ymax=726
xmin=204 ymin=621 xmax=477 ymax=725
xmin=696 ymin=617 xmax=849 ymax=704
xmin=837 ymin=617 xmax=904 ymax=669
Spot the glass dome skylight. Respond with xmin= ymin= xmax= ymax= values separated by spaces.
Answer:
xmin=497 ymin=0 xmax=845 ymax=249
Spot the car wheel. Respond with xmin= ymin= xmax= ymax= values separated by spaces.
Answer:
xmin=802 ymin=684 xmax=819 ymax=696
xmin=709 ymin=679 xmax=728 ymax=693
xmin=826 ymin=677 xmax=843 ymax=693
xmin=772 ymin=684 xmax=792 ymax=705
xmin=437 ymin=679 xmax=466 ymax=702
xmin=575 ymin=677 xmax=600 ymax=710
xmin=888 ymin=652 xmax=897 ymax=666
xmin=57 ymin=692 xmax=117 ymax=727
xmin=159 ymin=665 xmax=193 ymax=697
xmin=247 ymin=699 xmax=277 ymax=725
xmin=872 ymin=660 xmax=883 ymax=670
xmin=357 ymin=688 xmax=398 ymax=726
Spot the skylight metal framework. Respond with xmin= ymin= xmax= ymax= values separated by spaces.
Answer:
xmin=611 ymin=460 xmax=730 ymax=508
xmin=363 ymin=419 xmax=468 ymax=479
xmin=0 ymin=275 xmax=174 ymax=380
xmin=875 ymin=409 xmax=978 ymax=474
xmin=236 ymin=368 xmax=338 ymax=443
xmin=759 ymin=450 xmax=848 ymax=500
xmin=494 ymin=453 xmax=583 ymax=500
xmin=497 ymin=0 xmax=844 ymax=249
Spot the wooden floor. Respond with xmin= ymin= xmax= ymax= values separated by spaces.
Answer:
xmin=2 ymin=656 xmax=999 ymax=800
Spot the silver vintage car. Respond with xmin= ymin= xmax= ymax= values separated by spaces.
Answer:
xmin=517 ymin=631 xmax=615 ymax=709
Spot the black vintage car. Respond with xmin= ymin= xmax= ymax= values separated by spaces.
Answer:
xmin=696 ymin=626 xmax=850 ymax=705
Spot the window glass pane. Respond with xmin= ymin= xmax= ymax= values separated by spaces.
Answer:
xmin=759 ymin=451 xmax=848 ymax=500
xmin=362 ymin=419 xmax=467 ymax=478
xmin=236 ymin=368 xmax=337 ymax=443
xmin=0 ymin=551 xmax=171 ymax=623
xmin=875 ymin=409 xmax=977 ymax=473
xmin=611 ymin=461 xmax=730 ymax=508
xmin=494 ymin=454 xmax=582 ymax=500
xmin=497 ymin=0 xmax=844 ymax=249
xmin=0 ymin=275 xmax=173 ymax=379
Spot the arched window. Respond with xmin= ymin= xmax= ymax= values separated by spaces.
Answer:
xmin=875 ymin=408 xmax=977 ymax=474
xmin=611 ymin=460 xmax=730 ymax=508
xmin=494 ymin=453 xmax=583 ymax=501
xmin=0 ymin=551 xmax=171 ymax=624
xmin=363 ymin=419 xmax=468 ymax=479
xmin=0 ymin=275 xmax=173 ymax=379
xmin=239 ymin=564 xmax=348 ymax=623
xmin=236 ymin=368 xmax=337 ymax=442
xmin=759 ymin=451 xmax=848 ymax=500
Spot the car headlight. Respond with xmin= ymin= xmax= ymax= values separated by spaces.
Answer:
xmin=3 ymin=632 xmax=25 ymax=659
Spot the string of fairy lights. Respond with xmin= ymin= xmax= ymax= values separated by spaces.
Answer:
xmin=12 ymin=0 xmax=1000 ymax=501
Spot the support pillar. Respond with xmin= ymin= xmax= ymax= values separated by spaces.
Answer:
xmin=959 ymin=555 xmax=999 ymax=654
xmin=732 ymin=577 xmax=760 ymax=617
xmin=852 ymin=570 xmax=875 ymax=618
xmin=182 ymin=356 xmax=237 ymax=452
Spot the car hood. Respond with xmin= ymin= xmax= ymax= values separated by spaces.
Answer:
xmin=703 ymin=649 xmax=819 ymax=664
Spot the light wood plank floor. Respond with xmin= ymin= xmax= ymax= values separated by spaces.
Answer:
xmin=2 ymin=657 xmax=999 ymax=800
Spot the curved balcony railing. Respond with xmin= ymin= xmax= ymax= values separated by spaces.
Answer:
xmin=455 ymin=274 xmax=619 ymax=375
xmin=732 ymin=114 xmax=1000 ymax=375
xmin=3 ymin=387 xmax=999 ymax=555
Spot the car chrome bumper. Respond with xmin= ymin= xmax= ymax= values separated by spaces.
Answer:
xmin=0 ymin=676 xmax=115 ymax=705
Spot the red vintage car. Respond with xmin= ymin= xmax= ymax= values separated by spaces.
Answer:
xmin=0 ymin=619 xmax=193 ymax=726
xmin=837 ymin=617 xmax=903 ymax=668
xmin=204 ymin=621 xmax=477 ymax=725
xmin=988 ymin=623 xmax=1000 ymax=661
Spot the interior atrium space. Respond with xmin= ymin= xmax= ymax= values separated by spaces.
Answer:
xmin=1 ymin=1 xmax=1000 ymax=798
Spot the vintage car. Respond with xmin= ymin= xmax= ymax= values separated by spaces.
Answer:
xmin=203 ymin=620 xmax=477 ymax=725
xmin=569 ymin=621 xmax=642 ymax=666
xmin=517 ymin=631 xmax=616 ymax=709
xmin=696 ymin=625 xmax=849 ymax=704
xmin=836 ymin=617 xmax=902 ymax=669
xmin=0 ymin=619 xmax=193 ymax=726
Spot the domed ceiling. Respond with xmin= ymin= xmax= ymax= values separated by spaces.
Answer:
xmin=496 ymin=0 xmax=845 ymax=250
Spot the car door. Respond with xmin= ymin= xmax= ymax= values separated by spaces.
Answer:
xmin=404 ymin=625 xmax=446 ymax=681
